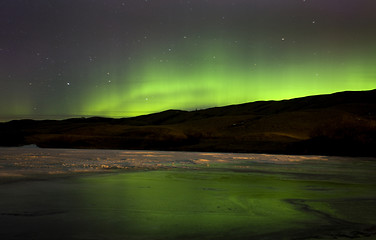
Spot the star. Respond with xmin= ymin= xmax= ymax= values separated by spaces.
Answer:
xmin=0 ymin=0 xmax=374 ymax=121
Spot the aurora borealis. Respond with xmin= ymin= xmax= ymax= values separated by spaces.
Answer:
xmin=1 ymin=0 xmax=376 ymax=121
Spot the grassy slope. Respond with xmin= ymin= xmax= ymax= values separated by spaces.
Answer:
xmin=1 ymin=90 xmax=375 ymax=156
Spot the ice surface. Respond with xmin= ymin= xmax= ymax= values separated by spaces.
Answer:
xmin=0 ymin=147 xmax=376 ymax=239
xmin=0 ymin=147 xmax=374 ymax=182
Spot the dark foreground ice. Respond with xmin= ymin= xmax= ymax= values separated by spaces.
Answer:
xmin=0 ymin=147 xmax=375 ymax=239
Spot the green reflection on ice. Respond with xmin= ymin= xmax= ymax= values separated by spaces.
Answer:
xmin=76 ymin=170 xmax=325 ymax=239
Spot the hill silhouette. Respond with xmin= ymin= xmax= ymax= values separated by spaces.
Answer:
xmin=1 ymin=90 xmax=375 ymax=156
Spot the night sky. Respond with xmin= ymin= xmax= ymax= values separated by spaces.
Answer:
xmin=1 ymin=0 xmax=376 ymax=121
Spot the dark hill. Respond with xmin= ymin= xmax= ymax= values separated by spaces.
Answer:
xmin=1 ymin=90 xmax=375 ymax=156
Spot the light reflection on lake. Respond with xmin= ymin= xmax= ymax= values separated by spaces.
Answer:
xmin=0 ymin=147 xmax=375 ymax=239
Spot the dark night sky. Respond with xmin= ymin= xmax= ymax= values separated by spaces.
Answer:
xmin=1 ymin=0 xmax=376 ymax=121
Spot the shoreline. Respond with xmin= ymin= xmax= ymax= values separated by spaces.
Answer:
xmin=1 ymin=89 xmax=375 ymax=158
xmin=1 ymin=147 xmax=375 ymax=183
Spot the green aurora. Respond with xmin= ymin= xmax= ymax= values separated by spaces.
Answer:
xmin=80 ymin=40 xmax=376 ymax=117
xmin=1 ymin=0 xmax=376 ymax=120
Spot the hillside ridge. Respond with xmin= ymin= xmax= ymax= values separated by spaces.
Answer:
xmin=1 ymin=89 xmax=375 ymax=156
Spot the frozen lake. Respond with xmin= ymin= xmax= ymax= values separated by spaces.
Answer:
xmin=0 ymin=147 xmax=376 ymax=239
